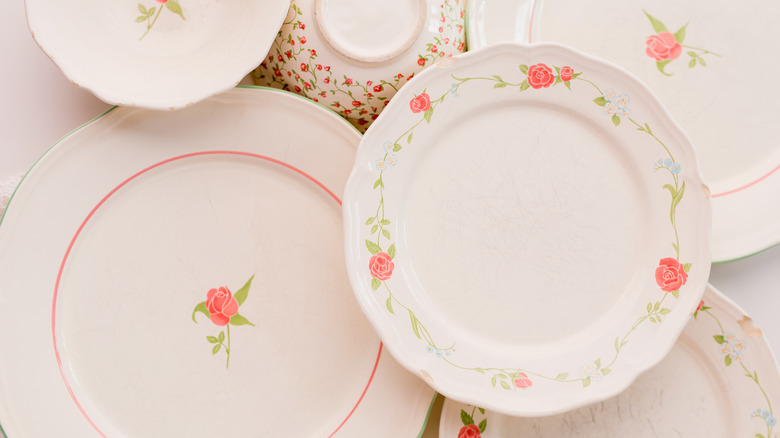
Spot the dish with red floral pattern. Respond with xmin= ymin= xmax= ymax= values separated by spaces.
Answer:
xmin=342 ymin=43 xmax=712 ymax=416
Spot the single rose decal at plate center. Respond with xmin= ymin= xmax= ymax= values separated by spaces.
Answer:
xmin=642 ymin=10 xmax=720 ymax=76
xmin=192 ymin=275 xmax=256 ymax=369
xmin=134 ymin=0 xmax=185 ymax=41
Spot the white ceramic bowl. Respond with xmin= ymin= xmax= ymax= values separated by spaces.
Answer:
xmin=252 ymin=0 xmax=466 ymax=131
xmin=25 ymin=0 xmax=289 ymax=110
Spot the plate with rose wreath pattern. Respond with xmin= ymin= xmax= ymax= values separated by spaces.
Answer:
xmin=501 ymin=0 xmax=780 ymax=262
xmin=342 ymin=43 xmax=712 ymax=416
xmin=440 ymin=284 xmax=780 ymax=438
xmin=0 ymin=87 xmax=435 ymax=437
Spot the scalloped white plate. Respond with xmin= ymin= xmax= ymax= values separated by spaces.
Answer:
xmin=25 ymin=0 xmax=289 ymax=110
xmin=440 ymin=284 xmax=780 ymax=437
xmin=343 ymin=43 xmax=711 ymax=416
xmin=467 ymin=0 xmax=780 ymax=262
xmin=0 ymin=87 xmax=434 ymax=437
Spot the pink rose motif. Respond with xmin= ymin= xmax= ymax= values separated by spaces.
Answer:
xmin=409 ymin=93 xmax=431 ymax=113
xmin=299 ymin=23 xmax=306 ymax=30
xmin=304 ymin=82 xmax=312 ymax=89
xmin=645 ymin=32 xmax=682 ymax=61
xmin=438 ymin=27 xmax=443 ymax=33
xmin=373 ymin=85 xmax=383 ymax=92
xmin=458 ymin=424 xmax=481 ymax=438
xmin=696 ymin=300 xmax=704 ymax=311
xmin=417 ymin=58 xmax=425 ymax=66
xmin=300 ymin=63 xmax=308 ymax=72
xmin=655 ymin=257 xmax=688 ymax=292
xmin=352 ymin=100 xmax=362 ymax=107
xmin=300 ymin=36 xmax=307 ymax=44
xmin=316 ymin=64 xmax=322 ymax=70
xmin=274 ymin=69 xmax=282 ymax=77
xmin=514 ymin=372 xmax=533 ymax=389
xmin=277 ymin=54 xmax=283 ymax=62
xmin=457 ymin=42 xmax=464 ymax=51
xmin=156 ymin=0 xmax=168 ymax=3
xmin=311 ymin=50 xmax=317 ymax=56
xmin=369 ymin=251 xmax=394 ymax=280
xmin=431 ymin=45 xmax=438 ymax=53
xmin=367 ymin=80 xmax=373 ymax=86
xmin=323 ymin=77 xmax=330 ymax=84
xmin=527 ymin=63 xmax=555 ymax=89
xmin=345 ymin=78 xmax=354 ymax=85
xmin=560 ymin=65 xmax=573 ymax=82
xmin=205 ymin=286 xmax=239 ymax=326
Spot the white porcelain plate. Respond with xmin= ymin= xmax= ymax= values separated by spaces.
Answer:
xmin=24 ymin=0 xmax=289 ymax=109
xmin=440 ymin=284 xmax=780 ymax=437
xmin=343 ymin=43 xmax=711 ymax=416
xmin=0 ymin=88 xmax=435 ymax=437
xmin=467 ymin=0 xmax=780 ymax=262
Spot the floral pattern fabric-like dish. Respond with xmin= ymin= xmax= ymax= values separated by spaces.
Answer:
xmin=343 ymin=43 xmax=712 ymax=416
xmin=252 ymin=0 xmax=466 ymax=131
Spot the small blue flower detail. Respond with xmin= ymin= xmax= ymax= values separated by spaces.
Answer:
xmin=670 ymin=163 xmax=682 ymax=174
xmin=426 ymin=345 xmax=434 ymax=353
xmin=450 ymin=83 xmax=459 ymax=97
xmin=664 ymin=158 xmax=673 ymax=167
xmin=768 ymin=416 xmax=777 ymax=427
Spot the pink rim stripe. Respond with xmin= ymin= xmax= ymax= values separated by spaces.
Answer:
xmin=528 ymin=0 xmax=537 ymax=43
xmin=712 ymin=164 xmax=780 ymax=198
xmin=52 ymin=150 xmax=381 ymax=437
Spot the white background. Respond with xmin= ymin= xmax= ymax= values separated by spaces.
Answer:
xmin=2 ymin=0 xmax=778 ymax=435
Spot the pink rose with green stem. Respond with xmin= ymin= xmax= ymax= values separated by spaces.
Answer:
xmin=643 ymin=10 xmax=721 ymax=76
xmin=409 ymin=93 xmax=431 ymax=113
xmin=192 ymin=276 xmax=256 ymax=369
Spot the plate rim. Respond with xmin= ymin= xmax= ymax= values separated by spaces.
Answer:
xmin=437 ymin=283 xmax=780 ymax=436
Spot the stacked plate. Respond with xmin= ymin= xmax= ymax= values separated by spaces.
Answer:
xmin=0 ymin=0 xmax=777 ymax=437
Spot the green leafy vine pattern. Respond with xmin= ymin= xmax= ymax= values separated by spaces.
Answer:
xmin=694 ymin=302 xmax=777 ymax=438
xmin=365 ymin=61 xmax=693 ymax=391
